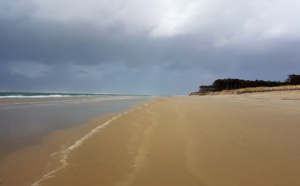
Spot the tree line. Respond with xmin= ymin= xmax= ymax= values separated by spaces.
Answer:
xmin=199 ymin=74 xmax=300 ymax=92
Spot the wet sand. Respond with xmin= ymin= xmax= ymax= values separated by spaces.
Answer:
xmin=1 ymin=92 xmax=300 ymax=185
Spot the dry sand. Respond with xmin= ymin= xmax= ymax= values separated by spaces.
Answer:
xmin=1 ymin=91 xmax=300 ymax=186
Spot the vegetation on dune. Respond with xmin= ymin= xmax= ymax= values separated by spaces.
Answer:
xmin=285 ymin=74 xmax=300 ymax=85
xmin=194 ymin=74 xmax=300 ymax=95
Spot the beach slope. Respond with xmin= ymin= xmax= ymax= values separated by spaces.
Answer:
xmin=40 ymin=92 xmax=300 ymax=186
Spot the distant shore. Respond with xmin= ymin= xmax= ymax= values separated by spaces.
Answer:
xmin=190 ymin=84 xmax=300 ymax=96
xmin=1 ymin=91 xmax=300 ymax=185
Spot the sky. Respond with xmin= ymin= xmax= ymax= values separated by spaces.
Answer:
xmin=1 ymin=0 xmax=300 ymax=95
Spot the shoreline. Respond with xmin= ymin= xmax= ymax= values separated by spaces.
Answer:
xmin=0 ymin=96 xmax=150 ymax=158
xmin=0 ymin=100 xmax=151 ymax=186
xmin=0 ymin=113 xmax=121 ymax=186
xmin=1 ymin=92 xmax=300 ymax=185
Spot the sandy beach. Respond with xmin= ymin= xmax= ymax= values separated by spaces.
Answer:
xmin=1 ymin=91 xmax=300 ymax=186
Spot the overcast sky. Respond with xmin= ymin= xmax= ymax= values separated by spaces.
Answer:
xmin=1 ymin=0 xmax=300 ymax=95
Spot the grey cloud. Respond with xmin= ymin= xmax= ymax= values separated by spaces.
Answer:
xmin=1 ymin=0 xmax=300 ymax=95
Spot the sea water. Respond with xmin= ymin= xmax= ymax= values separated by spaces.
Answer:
xmin=0 ymin=93 xmax=151 ymax=158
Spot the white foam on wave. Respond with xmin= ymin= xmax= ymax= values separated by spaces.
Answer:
xmin=31 ymin=103 xmax=148 ymax=186
xmin=0 ymin=95 xmax=68 ymax=98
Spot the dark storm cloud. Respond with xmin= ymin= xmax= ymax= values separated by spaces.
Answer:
xmin=1 ymin=0 xmax=300 ymax=95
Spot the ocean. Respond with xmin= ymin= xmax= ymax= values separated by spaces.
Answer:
xmin=0 ymin=91 xmax=145 ymax=98
xmin=0 ymin=92 xmax=151 ymax=158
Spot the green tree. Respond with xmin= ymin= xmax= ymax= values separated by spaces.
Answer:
xmin=286 ymin=74 xmax=300 ymax=85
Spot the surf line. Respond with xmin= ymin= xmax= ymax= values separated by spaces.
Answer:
xmin=31 ymin=103 xmax=148 ymax=186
